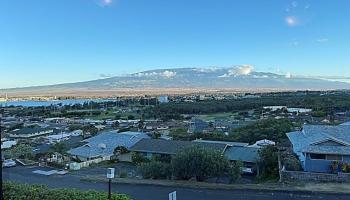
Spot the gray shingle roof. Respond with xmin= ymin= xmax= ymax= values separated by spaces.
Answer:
xmin=224 ymin=146 xmax=260 ymax=163
xmin=129 ymin=139 xmax=228 ymax=155
xmin=341 ymin=121 xmax=350 ymax=126
xmin=287 ymin=125 xmax=350 ymax=156
xmin=193 ymin=139 xmax=249 ymax=147
xmin=303 ymin=145 xmax=350 ymax=155
xmin=68 ymin=131 xmax=149 ymax=159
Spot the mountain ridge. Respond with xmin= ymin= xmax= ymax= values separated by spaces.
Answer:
xmin=1 ymin=67 xmax=350 ymax=96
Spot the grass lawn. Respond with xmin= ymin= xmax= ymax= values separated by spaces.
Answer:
xmin=197 ymin=112 xmax=236 ymax=121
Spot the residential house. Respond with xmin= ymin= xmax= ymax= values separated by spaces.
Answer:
xmin=224 ymin=146 xmax=260 ymax=174
xmin=129 ymin=138 xmax=260 ymax=174
xmin=195 ymin=139 xmax=260 ymax=174
xmin=287 ymin=124 xmax=350 ymax=173
xmin=129 ymin=138 xmax=228 ymax=159
xmin=9 ymin=127 xmax=54 ymax=138
xmin=46 ymin=133 xmax=71 ymax=144
xmin=188 ymin=119 xmax=209 ymax=134
xmin=68 ymin=131 xmax=149 ymax=161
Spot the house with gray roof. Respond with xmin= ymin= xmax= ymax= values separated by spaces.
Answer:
xmin=68 ymin=131 xmax=149 ymax=161
xmin=224 ymin=146 xmax=260 ymax=174
xmin=287 ymin=124 xmax=350 ymax=173
xmin=9 ymin=127 xmax=54 ymax=138
xmin=129 ymin=138 xmax=260 ymax=174
xmin=129 ymin=138 xmax=228 ymax=159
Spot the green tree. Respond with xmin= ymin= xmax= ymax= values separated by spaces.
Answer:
xmin=229 ymin=118 xmax=293 ymax=143
xmin=171 ymin=145 xmax=229 ymax=181
xmin=131 ymin=152 xmax=150 ymax=165
xmin=258 ymin=146 xmax=279 ymax=180
xmin=127 ymin=115 xmax=135 ymax=120
xmin=50 ymin=142 xmax=68 ymax=155
xmin=4 ymin=144 xmax=34 ymax=160
xmin=82 ymin=124 xmax=98 ymax=136
xmin=229 ymin=161 xmax=243 ymax=183
xmin=112 ymin=121 xmax=120 ymax=129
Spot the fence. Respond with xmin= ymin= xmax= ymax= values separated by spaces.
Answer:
xmin=76 ymin=156 xmax=111 ymax=168
xmin=281 ymin=170 xmax=350 ymax=183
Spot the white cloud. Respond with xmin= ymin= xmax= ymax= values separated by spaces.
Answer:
xmin=162 ymin=70 xmax=177 ymax=78
xmin=292 ymin=1 xmax=298 ymax=8
xmin=285 ymin=16 xmax=299 ymax=27
xmin=237 ymin=65 xmax=254 ymax=75
xmin=305 ymin=4 xmax=311 ymax=9
xmin=133 ymin=70 xmax=176 ymax=78
xmin=218 ymin=65 xmax=254 ymax=78
xmin=317 ymin=38 xmax=329 ymax=43
xmin=285 ymin=72 xmax=292 ymax=79
xmin=192 ymin=67 xmax=220 ymax=73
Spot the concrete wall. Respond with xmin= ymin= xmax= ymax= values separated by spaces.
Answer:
xmin=282 ymin=170 xmax=350 ymax=183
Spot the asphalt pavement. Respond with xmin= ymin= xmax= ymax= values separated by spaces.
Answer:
xmin=3 ymin=166 xmax=350 ymax=200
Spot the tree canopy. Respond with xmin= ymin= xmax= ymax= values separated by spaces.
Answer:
xmin=171 ymin=145 xmax=229 ymax=181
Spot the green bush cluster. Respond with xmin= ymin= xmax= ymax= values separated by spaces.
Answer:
xmin=138 ymin=146 xmax=232 ymax=182
xmin=3 ymin=181 xmax=131 ymax=200
xmin=138 ymin=161 xmax=171 ymax=179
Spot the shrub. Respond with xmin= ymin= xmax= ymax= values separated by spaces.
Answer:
xmin=258 ymin=146 xmax=279 ymax=180
xmin=3 ymin=181 xmax=130 ymax=200
xmin=229 ymin=161 xmax=243 ymax=183
xmin=131 ymin=152 xmax=149 ymax=165
xmin=281 ymin=150 xmax=302 ymax=171
xmin=171 ymin=145 xmax=229 ymax=181
xmin=119 ymin=171 xmax=128 ymax=178
xmin=138 ymin=160 xmax=171 ymax=179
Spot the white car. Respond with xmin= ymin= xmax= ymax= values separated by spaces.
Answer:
xmin=3 ymin=159 xmax=16 ymax=168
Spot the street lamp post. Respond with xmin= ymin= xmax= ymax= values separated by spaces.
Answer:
xmin=107 ymin=168 xmax=115 ymax=200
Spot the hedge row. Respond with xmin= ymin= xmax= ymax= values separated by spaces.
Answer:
xmin=3 ymin=182 xmax=131 ymax=200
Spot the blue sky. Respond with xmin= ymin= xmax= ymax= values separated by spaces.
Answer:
xmin=0 ymin=0 xmax=349 ymax=88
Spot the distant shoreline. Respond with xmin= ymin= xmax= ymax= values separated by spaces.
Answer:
xmin=0 ymin=87 xmax=346 ymax=99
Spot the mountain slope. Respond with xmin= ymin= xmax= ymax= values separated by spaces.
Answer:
xmin=2 ymin=67 xmax=350 ymax=96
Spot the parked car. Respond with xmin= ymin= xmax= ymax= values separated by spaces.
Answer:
xmin=3 ymin=159 xmax=16 ymax=168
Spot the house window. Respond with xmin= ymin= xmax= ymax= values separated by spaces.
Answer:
xmin=326 ymin=154 xmax=342 ymax=161
xmin=310 ymin=154 xmax=326 ymax=160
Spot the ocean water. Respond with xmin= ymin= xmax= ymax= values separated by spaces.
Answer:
xmin=0 ymin=99 xmax=116 ymax=107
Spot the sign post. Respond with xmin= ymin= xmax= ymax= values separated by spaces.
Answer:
xmin=169 ymin=191 xmax=177 ymax=200
xmin=107 ymin=168 xmax=115 ymax=200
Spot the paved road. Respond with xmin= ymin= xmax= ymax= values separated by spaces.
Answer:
xmin=3 ymin=166 xmax=350 ymax=200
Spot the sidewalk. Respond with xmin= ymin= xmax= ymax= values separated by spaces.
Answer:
xmin=81 ymin=175 xmax=350 ymax=194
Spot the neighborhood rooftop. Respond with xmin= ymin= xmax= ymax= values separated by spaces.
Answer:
xmin=68 ymin=131 xmax=149 ymax=159
xmin=129 ymin=138 xmax=228 ymax=155
xmin=11 ymin=127 xmax=53 ymax=135
xmin=224 ymin=146 xmax=260 ymax=163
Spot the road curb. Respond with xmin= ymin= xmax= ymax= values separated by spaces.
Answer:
xmin=81 ymin=176 xmax=350 ymax=196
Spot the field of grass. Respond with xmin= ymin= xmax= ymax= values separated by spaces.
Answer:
xmin=196 ymin=112 xmax=236 ymax=121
